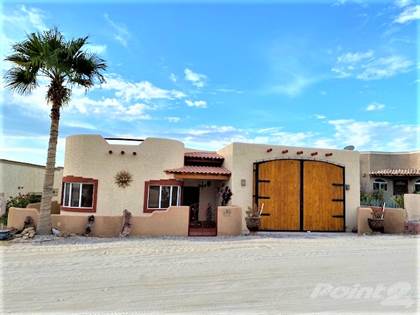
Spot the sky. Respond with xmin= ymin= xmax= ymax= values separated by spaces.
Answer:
xmin=0 ymin=0 xmax=419 ymax=166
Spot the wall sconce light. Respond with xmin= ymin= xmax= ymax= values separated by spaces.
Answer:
xmin=282 ymin=149 xmax=288 ymax=154
xmin=297 ymin=151 xmax=303 ymax=155
xmin=266 ymin=148 xmax=273 ymax=153
xmin=311 ymin=152 xmax=318 ymax=156
xmin=325 ymin=152 xmax=333 ymax=157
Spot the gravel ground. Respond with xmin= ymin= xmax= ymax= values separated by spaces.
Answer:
xmin=1 ymin=233 xmax=418 ymax=314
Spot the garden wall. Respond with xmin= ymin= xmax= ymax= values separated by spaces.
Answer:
xmin=404 ymin=194 xmax=420 ymax=220
xmin=8 ymin=206 xmax=190 ymax=237
xmin=217 ymin=206 xmax=242 ymax=236
xmin=357 ymin=207 xmax=406 ymax=234
xmin=7 ymin=206 xmax=243 ymax=236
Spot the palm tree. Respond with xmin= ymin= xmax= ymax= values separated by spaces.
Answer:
xmin=4 ymin=28 xmax=107 ymax=234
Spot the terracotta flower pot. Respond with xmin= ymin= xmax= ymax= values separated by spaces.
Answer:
xmin=246 ymin=217 xmax=261 ymax=232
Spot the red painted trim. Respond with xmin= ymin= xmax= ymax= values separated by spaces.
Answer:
xmin=61 ymin=176 xmax=98 ymax=213
xmin=143 ymin=179 xmax=183 ymax=213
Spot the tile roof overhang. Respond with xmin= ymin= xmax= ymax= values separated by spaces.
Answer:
xmin=184 ymin=151 xmax=224 ymax=160
xmin=166 ymin=165 xmax=231 ymax=176
xmin=369 ymin=168 xmax=420 ymax=177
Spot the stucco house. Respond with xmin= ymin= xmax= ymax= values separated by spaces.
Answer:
xmin=60 ymin=135 xmax=360 ymax=234
xmin=360 ymin=151 xmax=420 ymax=199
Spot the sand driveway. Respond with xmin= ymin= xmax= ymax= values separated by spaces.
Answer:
xmin=1 ymin=233 xmax=418 ymax=314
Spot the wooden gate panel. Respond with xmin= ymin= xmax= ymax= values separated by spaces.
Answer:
xmin=303 ymin=161 xmax=344 ymax=231
xmin=258 ymin=160 xmax=300 ymax=230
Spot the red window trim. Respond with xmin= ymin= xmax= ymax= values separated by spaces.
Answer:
xmin=61 ymin=176 xmax=98 ymax=213
xmin=143 ymin=179 xmax=183 ymax=213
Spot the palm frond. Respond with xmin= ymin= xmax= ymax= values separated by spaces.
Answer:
xmin=5 ymin=67 xmax=38 ymax=94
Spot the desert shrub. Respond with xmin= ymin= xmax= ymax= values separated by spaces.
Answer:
xmin=1 ymin=193 xmax=42 ymax=225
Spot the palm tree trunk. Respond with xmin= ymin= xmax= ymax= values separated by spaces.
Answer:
xmin=38 ymin=104 xmax=61 ymax=235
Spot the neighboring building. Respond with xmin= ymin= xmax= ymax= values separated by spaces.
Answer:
xmin=0 ymin=159 xmax=63 ymax=201
xmin=360 ymin=151 xmax=420 ymax=199
xmin=61 ymin=135 xmax=360 ymax=232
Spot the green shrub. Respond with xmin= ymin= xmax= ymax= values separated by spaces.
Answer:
xmin=1 ymin=193 xmax=42 ymax=225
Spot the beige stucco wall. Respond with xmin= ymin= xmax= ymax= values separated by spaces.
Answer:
xmin=217 ymin=206 xmax=242 ymax=236
xmin=0 ymin=159 xmax=63 ymax=200
xmin=404 ymin=194 xmax=420 ymax=220
xmin=62 ymin=135 xmax=185 ymax=216
xmin=219 ymin=143 xmax=360 ymax=232
xmin=360 ymin=151 xmax=420 ymax=196
xmin=8 ymin=206 xmax=189 ymax=237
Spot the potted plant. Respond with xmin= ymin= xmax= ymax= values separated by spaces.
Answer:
xmin=367 ymin=203 xmax=385 ymax=233
xmin=245 ymin=204 xmax=265 ymax=232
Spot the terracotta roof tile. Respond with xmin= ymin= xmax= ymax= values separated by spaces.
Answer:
xmin=165 ymin=165 xmax=231 ymax=175
xmin=369 ymin=168 xmax=420 ymax=177
xmin=184 ymin=151 xmax=224 ymax=160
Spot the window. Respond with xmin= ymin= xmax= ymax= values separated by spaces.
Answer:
xmin=144 ymin=180 xmax=182 ymax=212
xmin=61 ymin=176 xmax=97 ymax=212
xmin=373 ymin=178 xmax=387 ymax=191
xmin=415 ymin=179 xmax=420 ymax=193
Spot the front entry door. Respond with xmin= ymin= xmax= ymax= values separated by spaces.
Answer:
xmin=393 ymin=180 xmax=408 ymax=195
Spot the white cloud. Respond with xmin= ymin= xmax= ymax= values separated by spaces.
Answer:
xmin=394 ymin=5 xmax=420 ymax=24
xmin=332 ymin=51 xmax=413 ymax=80
xmin=365 ymin=102 xmax=385 ymax=111
xmin=395 ymin=0 xmax=412 ymax=8
xmin=1 ymin=5 xmax=47 ymax=33
xmin=85 ymin=44 xmax=107 ymax=54
xmin=184 ymin=68 xmax=207 ymax=88
xmin=104 ymin=13 xmax=130 ymax=47
xmin=358 ymin=56 xmax=413 ymax=80
xmin=62 ymin=121 xmax=97 ymax=130
xmin=327 ymin=119 xmax=419 ymax=151
xmin=337 ymin=50 xmax=373 ymax=64
xmin=270 ymin=75 xmax=315 ymax=97
xmin=101 ymin=75 xmax=186 ymax=102
xmin=314 ymin=114 xmax=327 ymax=120
xmin=169 ymin=73 xmax=177 ymax=83
xmin=165 ymin=116 xmax=180 ymax=123
xmin=185 ymin=99 xmax=207 ymax=108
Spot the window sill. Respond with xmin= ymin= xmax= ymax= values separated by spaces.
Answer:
xmin=144 ymin=208 xmax=172 ymax=213
xmin=61 ymin=206 xmax=96 ymax=213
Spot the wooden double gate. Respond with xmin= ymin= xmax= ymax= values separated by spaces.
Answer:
xmin=254 ymin=160 xmax=345 ymax=232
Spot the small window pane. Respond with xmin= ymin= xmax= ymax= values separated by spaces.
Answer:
xmin=161 ymin=186 xmax=171 ymax=208
xmin=373 ymin=183 xmax=379 ymax=190
xmin=70 ymin=183 xmax=80 ymax=207
xmin=415 ymin=184 xmax=420 ymax=193
xmin=81 ymin=184 xmax=94 ymax=207
xmin=148 ymin=186 xmax=160 ymax=208
xmin=63 ymin=183 xmax=70 ymax=206
xmin=171 ymin=186 xmax=179 ymax=206
xmin=382 ymin=184 xmax=387 ymax=191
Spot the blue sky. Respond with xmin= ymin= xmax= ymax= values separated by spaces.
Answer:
xmin=1 ymin=0 xmax=419 ymax=165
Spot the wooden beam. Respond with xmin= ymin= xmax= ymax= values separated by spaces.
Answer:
xmin=173 ymin=173 xmax=230 ymax=181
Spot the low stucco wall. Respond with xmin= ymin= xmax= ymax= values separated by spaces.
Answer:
xmin=8 ymin=206 xmax=189 ymax=237
xmin=357 ymin=207 xmax=406 ymax=235
xmin=404 ymin=194 xmax=420 ymax=221
xmin=217 ymin=206 xmax=242 ymax=236
xmin=384 ymin=208 xmax=406 ymax=234
xmin=7 ymin=207 xmax=40 ymax=230
xmin=27 ymin=201 xmax=61 ymax=214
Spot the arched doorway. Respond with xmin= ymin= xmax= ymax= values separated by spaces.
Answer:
xmin=254 ymin=159 xmax=345 ymax=232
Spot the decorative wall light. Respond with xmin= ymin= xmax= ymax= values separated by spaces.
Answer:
xmin=115 ymin=170 xmax=133 ymax=188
